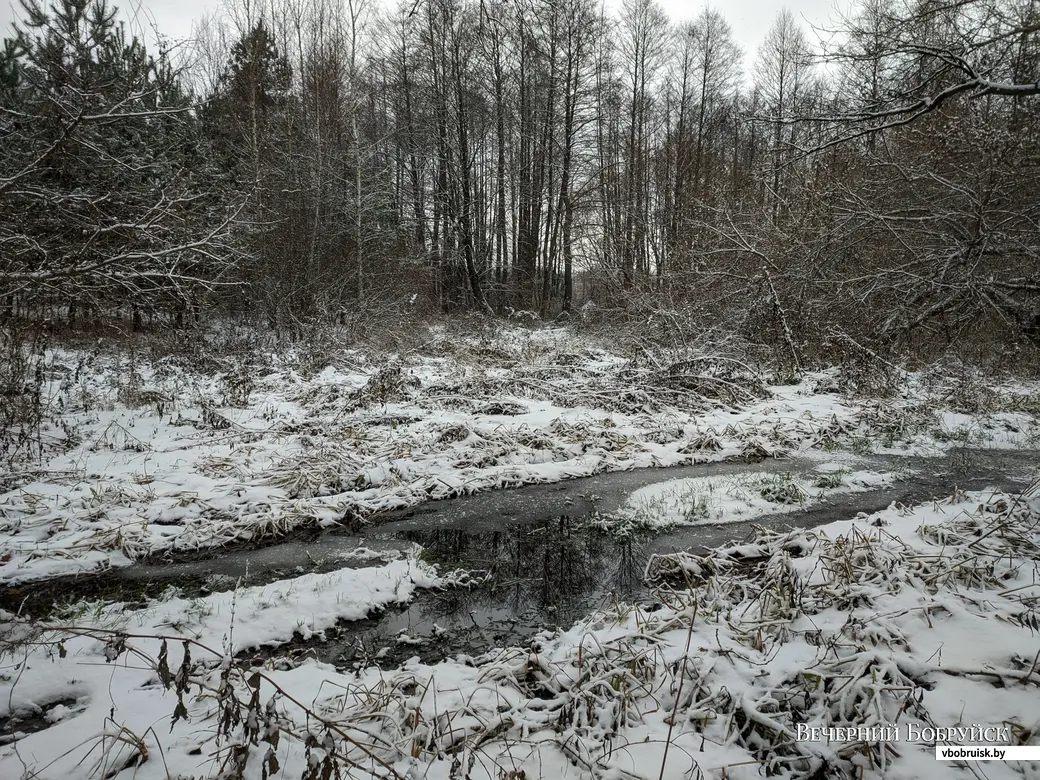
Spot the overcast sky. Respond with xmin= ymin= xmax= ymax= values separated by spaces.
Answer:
xmin=0 ymin=0 xmax=845 ymax=66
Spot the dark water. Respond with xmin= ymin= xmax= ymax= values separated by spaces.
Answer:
xmin=4 ymin=449 xmax=1037 ymax=669
xmin=247 ymin=449 xmax=1039 ymax=668
xmin=275 ymin=517 xmax=652 ymax=669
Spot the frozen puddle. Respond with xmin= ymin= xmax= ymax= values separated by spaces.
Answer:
xmin=272 ymin=448 xmax=1037 ymax=667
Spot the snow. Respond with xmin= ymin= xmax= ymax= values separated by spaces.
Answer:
xmin=2 ymin=328 xmax=1038 ymax=584
xmin=3 ymin=487 xmax=1040 ymax=779
xmin=132 ymin=557 xmax=442 ymax=653
xmin=2 ymin=324 xmax=1040 ymax=779
xmin=603 ymin=468 xmax=895 ymax=529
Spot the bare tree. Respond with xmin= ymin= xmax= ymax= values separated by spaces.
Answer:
xmin=805 ymin=0 xmax=1040 ymax=148
xmin=665 ymin=7 xmax=741 ymax=264
xmin=753 ymin=9 xmax=812 ymax=224
xmin=616 ymin=0 xmax=669 ymax=286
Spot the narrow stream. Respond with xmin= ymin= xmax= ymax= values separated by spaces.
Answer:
xmin=3 ymin=449 xmax=1036 ymax=669
xmin=263 ymin=448 xmax=1038 ymax=668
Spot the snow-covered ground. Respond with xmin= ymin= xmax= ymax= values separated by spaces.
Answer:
xmin=3 ymin=486 xmax=1039 ymax=779
xmin=2 ymin=324 xmax=1040 ymax=779
xmin=1 ymin=325 xmax=1038 ymax=584
xmin=598 ymin=466 xmax=895 ymax=531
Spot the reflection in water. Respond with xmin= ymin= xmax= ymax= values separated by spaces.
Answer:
xmin=205 ymin=450 xmax=1040 ymax=669
xmin=256 ymin=449 xmax=1039 ymax=669
xmin=400 ymin=515 xmax=645 ymax=630
xmin=289 ymin=517 xmax=653 ymax=669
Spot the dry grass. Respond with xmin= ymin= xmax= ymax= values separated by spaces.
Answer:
xmin=5 ymin=486 xmax=1039 ymax=779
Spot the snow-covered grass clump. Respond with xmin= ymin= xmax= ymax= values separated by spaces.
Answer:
xmin=3 ymin=486 xmax=1040 ymax=779
xmin=596 ymin=467 xmax=895 ymax=532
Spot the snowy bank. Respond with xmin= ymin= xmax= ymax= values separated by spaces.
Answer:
xmin=2 ymin=484 xmax=1040 ymax=779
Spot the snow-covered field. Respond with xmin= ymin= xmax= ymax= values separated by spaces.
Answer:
xmin=3 ymin=486 xmax=1039 ymax=779
xmin=2 ymin=323 xmax=1040 ymax=780
xmin=1 ymin=325 xmax=1037 ymax=584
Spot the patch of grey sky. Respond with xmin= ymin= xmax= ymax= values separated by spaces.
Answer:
xmin=0 ymin=0 xmax=846 ymax=83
